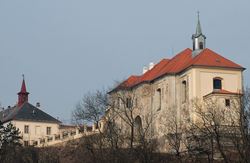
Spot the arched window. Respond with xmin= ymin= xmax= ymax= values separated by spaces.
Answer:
xmin=156 ymin=88 xmax=161 ymax=110
xmin=182 ymin=81 xmax=187 ymax=103
xmin=135 ymin=116 xmax=142 ymax=140
xmin=213 ymin=78 xmax=222 ymax=90
xmin=199 ymin=42 xmax=203 ymax=49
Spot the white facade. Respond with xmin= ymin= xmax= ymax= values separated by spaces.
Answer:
xmin=11 ymin=120 xmax=60 ymax=145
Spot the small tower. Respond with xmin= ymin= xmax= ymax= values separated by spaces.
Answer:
xmin=17 ymin=75 xmax=29 ymax=107
xmin=192 ymin=12 xmax=206 ymax=57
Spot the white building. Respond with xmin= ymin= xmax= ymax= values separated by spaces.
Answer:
xmin=0 ymin=77 xmax=81 ymax=146
xmin=107 ymin=16 xmax=245 ymax=152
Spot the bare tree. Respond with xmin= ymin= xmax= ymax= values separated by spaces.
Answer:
xmin=165 ymin=116 xmax=183 ymax=160
xmin=186 ymin=96 xmax=247 ymax=163
xmin=108 ymin=90 xmax=138 ymax=149
xmin=72 ymin=89 xmax=131 ymax=163
xmin=108 ymin=88 xmax=160 ymax=163
xmin=227 ymin=88 xmax=250 ymax=163
xmin=72 ymin=89 xmax=108 ymax=127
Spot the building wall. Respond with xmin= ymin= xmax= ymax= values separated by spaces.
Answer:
xmin=11 ymin=120 xmax=60 ymax=145
xmin=194 ymin=68 xmax=242 ymax=98
xmin=171 ymin=67 xmax=242 ymax=123
xmin=109 ymin=66 xmax=243 ymax=152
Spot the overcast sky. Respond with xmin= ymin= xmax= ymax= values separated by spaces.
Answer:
xmin=0 ymin=0 xmax=249 ymax=123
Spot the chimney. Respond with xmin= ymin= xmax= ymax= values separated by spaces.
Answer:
xmin=149 ymin=62 xmax=154 ymax=70
xmin=143 ymin=66 xmax=148 ymax=74
xmin=36 ymin=102 xmax=40 ymax=108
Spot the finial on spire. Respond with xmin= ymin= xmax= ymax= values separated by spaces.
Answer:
xmin=197 ymin=11 xmax=200 ymax=21
xmin=195 ymin=11 xmax=202 ymax=35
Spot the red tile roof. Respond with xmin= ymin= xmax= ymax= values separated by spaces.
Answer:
xmin=141 ymin=59 xmax=170 ymax=81
xmin=183 ymin=48 xmax=244 ymax=70
xmin=120 ymin=75 xmax=141 ymax=88
xmin=113 ymin=48 xmax=244 ymax=91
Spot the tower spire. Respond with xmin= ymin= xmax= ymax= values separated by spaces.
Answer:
xmin=192 ymin=11 xmax=206 ymax=57
xmin=18 ymin=75 xmax=29 ymax=107
xmin=196 ymin=11 xmax=202 ymax=36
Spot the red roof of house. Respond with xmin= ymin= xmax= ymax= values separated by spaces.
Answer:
xmin=183 ymin=48 xmax=243 ymax=70
xmin=120 ymin=75 xmax=141 ymax=88
xmin=141 ymin=59 xmax=170 ymax=81
xmin=113 ymin=48 xmax=244 ymax=91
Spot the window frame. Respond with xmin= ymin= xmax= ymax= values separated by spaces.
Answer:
xmin=225 ymin=99 xmax=230 ymax=107
xmin=182 ymin=81 xmax=187 ymax=103
xmin=156 ymin=88 xmax=162 ymax=110
xmin=213 ymin=78 xmax=222 ymax=90
xmin=46 ymin=127 xmax=51 ymax=135
xmin=199 ymin=42 xmax=204 ymax=49
xmin=24 ymin=141 xmax=29 ymax=147
xmin=24 ymin=125 xmax=29 ymax=134
xmin=126 ymin=97 xmax=132 ymax=108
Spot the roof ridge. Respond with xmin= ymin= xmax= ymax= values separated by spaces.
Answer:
xmin=156 ymin=48 xmax=192 ymax=76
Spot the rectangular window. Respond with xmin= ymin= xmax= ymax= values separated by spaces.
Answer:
xmin=126 ymin=98 xmax=132 ymax=108
xmin=24 ymin=125 xmax=29 ymax=134
xmin=24 ymin=141 xmax=29 ymax=146
xmin=117 ymin=98 xmax=121 ymax=108
xmin=182 ymin=81 xmax=187 ymax=103
xmin=225 ymin=99 xmax=230 ymax=107
xmin=46 ymin=127 xmax=51 ymax=135
xmin=213 ymin=79 xmax=222 ymax=90
xmin=33 ymin=141 xmax=38 ymax=146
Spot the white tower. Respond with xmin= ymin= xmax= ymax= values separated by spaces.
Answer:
xmin=192 ymin=12 xmax=206 ymax=57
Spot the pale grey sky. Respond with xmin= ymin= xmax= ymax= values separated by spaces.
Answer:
xmin=0 ymin=0 xmax=249 ymax=123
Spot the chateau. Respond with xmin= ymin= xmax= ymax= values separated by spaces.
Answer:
xmin=0 ymin=77 xmax=83 ymax=147
xmin=107 ymin=16 xmax=245 ymax=151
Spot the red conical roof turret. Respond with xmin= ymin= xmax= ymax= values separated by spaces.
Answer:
xmin=18 ymin=75 xmax=29 ymax=107
xmin=20 ymin=78 xmax=27 ymax=93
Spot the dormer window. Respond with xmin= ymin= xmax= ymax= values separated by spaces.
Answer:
xmin=213 ymin=78 xmax=222 ymax=90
